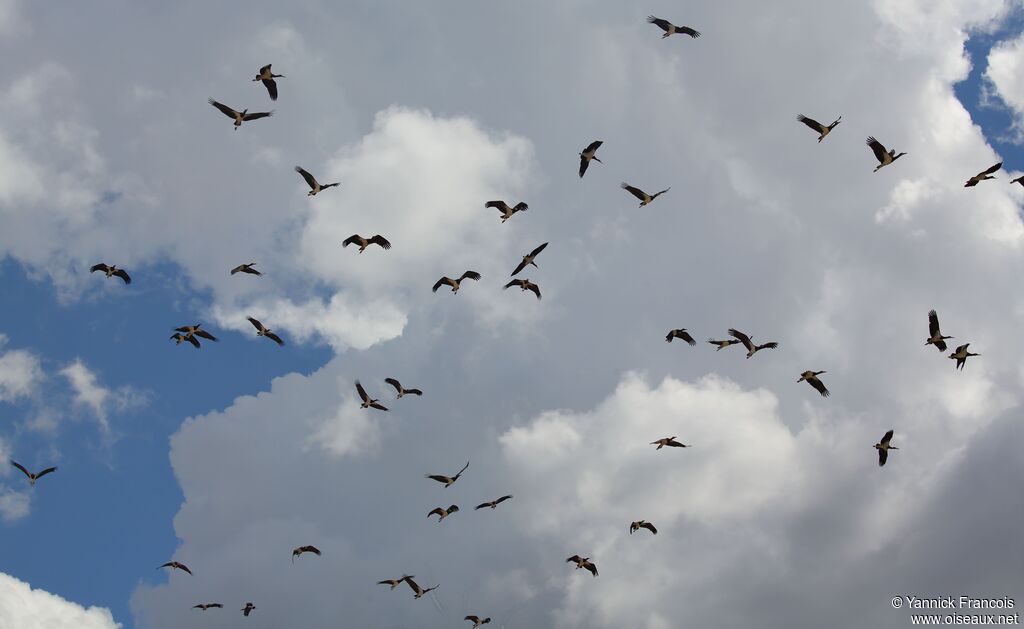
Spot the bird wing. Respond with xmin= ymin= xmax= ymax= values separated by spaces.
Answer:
xmin=954 ymin=343 xmax=968 ymax=354
xmin=878 ymin=448 xmax=888 ymax=466
xmin=185 ymin=335 xmax=200 ymax=348
xmin=10 ymin=460 xmax=31 ymax=478
xmin=981 ymin=162 xmax=1002 ymax=176
xmin=529 ymin=242 xmax=549 ymax=258
xmin=195 ymin=330 xmax=218 ymax=342
xmin=677 ymin=26 xmax=700 ymax=37
xmin=504 ymin=280 xmax=520 ymax=290
xmin=355 ymin=381 xmax=370 ymax=403
xmin=385 ymin=378 xmax=403 ymax=393
xmin=461 ymin=271 xmax=482 ymax=281
xmin=527 ymin=282 xmax=542 ymax=300
xmin=404 ymin=576 xmax=422 ymax=593
xmin=370 ymin=402 xmax=389 ymax=411
xmin=230 ymin=264 xmax=245 ymax=274
xmin=404 ymin=388 xmax=423 ymax=396
xmin=757 ymin=342 xmax=779 ymax=351
xmin=679 ymin=330 xmax=696 ymax=345
xmin=928 ymin=310 xmax=940 ymax=337
xmin=113 ymin=269 xmax=132 ymax=284
xmin=295 ymin=166 xmax=319 ymax=190
xmin=262 ymin=79 xmax=278 ymax=101
xmin=566 ymin=555 xmax=583 ymax=563
xmin=242 ymin=111 xmax=273 ymax=121
xmin=796 ymin=114 xmax=825 ymax=133
xmin=646 ymin=16 xmax=672 ymax=31
xmin=621 ymin=183 xmax=647 ymax=201
xmin=265 ymin=331 xmax=284 ymax=346
xmin=808 ymin=377 xmax=830 ymax=397
xmin=485 ymin=200 xmax=510 ymax=212
xmin=934 ymin=339 xmax=947 ymax=352
xmin=303 ymin=545 xmax=322 ymax=555
xmin=494 ymin=495 xmax=513 ymax=504
xmin=866 ymin=136 xmax=888 ymax=162
xmin=426 ymin=475 xmax=451 ymax=484
xmin=432 ymin=277 xmax=449 ymax=292
xmin=727 ymin=328 xmax=754 ymax=352
xmin=584 ymin=140 xmax=602 ymax=153
xmin=247 ymin=317 xmax=265 ymax=332
xmin=341 ymin=235 xmax=361 ymax=248
xmin=208 ymin=99 xmax=238 ymax=119
xmin=370 ymin=235 xmax=391 ymax=250
xmin=455 ymin=461 xmax=470 ymax=477
xmin=652 ymin=187 xmax=671 ymax=198
xmin=584 ymin=562 xmax=598 ymax=577
xmin=511 ymin=259 xmax=529 ymax=276
xmin=512 ymin=202 xmax=529 ymax=212
xmin=474 ymin=502 xmax=490 ymax=510
xmin=642 ymin=522 xmax=658 ymax=534
xmin=881 ymin=429 xmax=894 ymax=445
xmin=90 ymin=263 xmax=109 ymax=273
xmin=579 ymin=155 xmax=590 ymax=178
xmin=466 ymin=616 xmax=480 ymax=623
xmin=258 ymin=64 xmax=272 ymax=75
xmin=448 ymin=505 xmax=460 ymax=513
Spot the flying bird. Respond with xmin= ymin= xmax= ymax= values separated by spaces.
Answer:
xmin=465 ymin=616 xmax=492 ymax=627
xmin=874 ymin=429 xmax=898 ymax=467
xmin=949 ymin=343 xmax=979 ymax=371
xmin=798 ymin=370 xmax=830 ymax=397
xmin=192 ymin=603 xmax=223 ymax=611
xmin=727 ymin=328 xmax=778 ymax=358
xmin=10 ymin=460 xmax=56 ymax=487
xmin=621 ymin=182 xmax=670 ymax=207
xmin=378 ymin=575 xmax=414 ymax=590
xmin=707 ymin=338 xmax=743 ymax=351
xmin=566 ymin=555 xmax=598 ymax=577
xmin=866 ymin=136 xmax=907 ymax=172
xmin=207 ymin=99 xmax=272 ymax=130
xmin=170 ymin=332 xmax=200 ymax=349
xmin=291 ymin=545 xmax=321 ymax=562
xmin=796 ymin=114 xmax=841 ymax=143
xmin=159 ymin=561 xmax=192 ymax=575
xmin=630 ymin=520 xmax=658 ymax=535
xmin=252 ymin=64 xmax=284 ymax=100
xmin=433 ymin=271 xmax=482 ymax=294
xmin=925 ymin=310 xmax=952 ymax=352
xmin=342 ymin=234 xmax=391 ymax=253
xmin=485 ymin=200 xmax=528 ymax=223
xmin=504 ymin=278 xmax=541 ymax=300
xmin=355 ymin=381 xmax=389 ymax=411
xmin=511 ymin=242 xmax=549 ymax=276
xmin=174 ymin=324 xmax=218 ymax=344
xmin=241 ymin=602 xmax=256 ymax=617
xmin=295 ymin=166 xmax=340 ymax=196
xmin=475 ymin=495 xmax=513 ymax=510
xmin=647 ymin=16 xmax=700 ymax=38
xmin=965 ymin=162 xmax=1002 ymax=187
xmin=403 ymin=576 xmax=439 ymax=599
xmin=230 ymin=263 xmax=261 ymax=276
xmin=384 ymin=378 xmax=423 ymax=399
xmin=90 ymin=263 xmax=131 ymax=284
xmin=665 ymin=329 xmax=696 ymax=345
xmin=579 ymin=140 xmax=603 ymax=178
xmin=426 ymin=461 xmax=469 ymax=487
xmin=246 ymin=317 xmax=284 ymax=345
xmin=427 ymin=504 xmax=460 ymax=522
xmin=1011 ymin=175 xmax=1024 ymax=186
xmin=650 ymin=436 xmax=689 ymax=450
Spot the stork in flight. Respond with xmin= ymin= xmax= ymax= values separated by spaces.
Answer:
xmin=866 ymin=136 xmax=906 ymax=172
xmin=230 ymin=263 xmax=261 ymax=276
xmin=170 ymin=332 xmax=200 ymax=348
xmin=874 ymin=429 xmax=898 ymax=467
xmin=355 ymin=381 xmax=388 ymax=411
xmin=246 ymin=317 xmax=284 ymax=345
xmin=465 ymin=616 xmax=492 ymax=627
xmin=728 ymin=328 xmax=778 ymax=358
xmin=378 ymin=575 xmax=414 ymax=590
xmin=621 ymin=182 xmax=670 ymax=207
xmin=579 ymin=141 xmax=603 ymax=178
xmin=707 ymin=338 xmax=743 ymax=351
xmin=174 ymin=324 xmax=218 ymax=345
xmin=403 ymin=576 xmax=439 ymax=599
xmin=925 ymin=310 xmax=952 ymax=352
xmin=650 ymin=436 xmax=689 ymax=450
xmin=193 ymin=603 xmax=223 ymax=611
xmin=241 ymin=603 xmax=256 ymax=617
xmin=295 ymin=166 xmax=340 ymax=196
xmin=433 ymin=271 xmax=481 ymax=294
xmin=291 ymin=545 xmax=321 ymax=563
xmin=665 ymin=329 xmax=696 ymax=345
xmin=253 ymin=64 xmax=284 ymax=101
xmin=646 ymin=16 xmax=700 ymax=39
xmin=504 ymin=278 xmax=541 ymax=300
xmin=485 ymin=200 xmax=528 ymax=223
xmin=630 ymin=520 xmax=658 ymax=535
xmin=342 ymin=234 xmax=391 ymax=253
xmin=90 ymin=263 xmax=131 ymax=284
xmin=159 ymin=561 xmax=192 ymax=575
xmin=384 ymin=378 xmax=423 ymax=399
xmin=566 ymin=555 xmax=598 ymax=577
xmin=798 ymin=370 xmax=830 ymax=397
xmin=1011 ymin=175 xmax=1024 ymax=186
xmin=427 ymin=504 xmax=460 ymax=522
xmin=475 ymin=495 xmax=513 ymax=510
xmin=511 ymin=242 xmax=549 ymax=276
xmin=796 ymin=114 xmax=841 ymax=143
xmin=964 ymin=162 xmax=1002 ymax=187
xmin=208 ymin=99 xmax=273 ymax=130
xmin=426 ymin=461 xmax=469 ymax=487
xmin=10 ymin=460 xmax=56 ymax=487
xmin=949 ymin=343 xmax=979 ymax=370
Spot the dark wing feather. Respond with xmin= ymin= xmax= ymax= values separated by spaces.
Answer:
xmin=485 ymin=200 xmax=508 ymax=212
xmin=90 ymin=263 xmax=109 ymax=273
xmin=797 ymin=115 xmax=825 ymax=133
xmin=530 ymin=242 xmax=549 ymax=257
xmin=878 ymin=448 xmax=888 ymax=466
xmin=194 ymin=330 xmax=218 ymax=342
xmin=370 ymin=402 xmax=389 ymax=411
xmin=265 ymin=331 xmax=284 ymax=346
xmin=566 ymin=555 xmax=583 ymax=563
xmin=494 ymin=494 xmax=513 ymax=504
xmin=404 ymin=388 xmax=423 ymax=396
xmin=584 ymin=140 xmax=602 ymax=153
xmin=584 ymin=562 xmax=598 ymax=577
xmin=808 ymin=377 xmax=830 ymax=397
xmin=185 ymin=334 xmax=201 ymax=348
xmin=208 ymin=99 xmax=238 ymax=119
xmin=241 ymin=111 xmax=273 ymax=121
xmin=511 ymin=259 xmax=529 ymax=276
xmin=928 ymin=310 xmax=940 ymax=337
xmin=527 ymin=283 xmax=542 ymax=300
xmin=461 ymin=271 xmax=482 ymax=281
xmin=355 ymin=381 xmax=370 ymax=403
xmin=474 ymin=502 xmax=490 ymax=510
xmin=247 ymin=316 xmax=265 ymax=332
xmin=385 ymin=378 xmax=402 ymax=393
xmin=621 ymin=183 xmax=647 ymax=200
xmin=426 ymin=474 xmax=450 ymax=483
xmin=455 ymin=461 xmax=470 ymax=476
xmin=727 ymin=328 xmax=754 ymax=352
xmin=866 ymin=136 xmax=888 ymax=163
xmin=303 ymin=545 xmax=321 ymax=555
xmin=881 ymin=429 xmax=894 ymax=445
xmin=981 ymin=162 xmax=1002 ymax=176
xmin=10 ymin=460 xmax=31 ymax=478
xmin=579 ymin=155 xmax=590 ymax=178
xmin=642 ymin=522 xmax=658 ymax=534
xmin=262 ymin=79 xmax=278 ymax=101
xmin=678 ymin=330 xmax=696 ymax=345
xmin=341 ymin=235 xmax=361 ymax=248
xmin=258 ymin=64 xmax=272 ymax=75
xmin=370 ymin=235 xmax=391 ymax=250
xmin=295 ymin=166 xmax=319 ymax=190
xmin=512 ymin=202 xmax=529 ymax=212
xmin=432 ymin=278 xmax=448 ymax=292
xmin=647 ymin=16 xmax=672 ymax=31
xmin=677 ymin=26 xmax=700 ymax=37
xmin=113 ymin=269 xmax=132 ymax=284
xmin=935 ymin=339 xmax=947 ymax=352
xmin=503 ymin=280 xmax=519 ymax=290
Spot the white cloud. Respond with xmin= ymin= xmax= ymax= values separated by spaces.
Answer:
xmin=985 ymin=31 xmax=1024 ymax=139
xmin=0 ymin=342 xmax=42 ymax=403
xmin=60 ymin=360 xmax=145 ymax=436
xmin=0 ymin=572 xmax=120 ymax=629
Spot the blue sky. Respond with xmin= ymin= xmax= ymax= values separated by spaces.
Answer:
xmin=1 ymin=2 xmax=1024 ymax=628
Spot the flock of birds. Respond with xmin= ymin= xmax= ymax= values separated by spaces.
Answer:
xmin=7 ymin=13 xmax=1015 ymax=627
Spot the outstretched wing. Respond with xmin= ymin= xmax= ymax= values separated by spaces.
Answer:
xmin=511 ymin=260 xmax=529 ymax=276
xmin=727 ymin=328 xmax=754 ymax=352
xmin=455 ymin=461 xmax=470 ymax=477
xmin=979 ymin=162 xmax=1002 ymax=176
xmin=185 ymin=334 xmax=201 ymax=348
xmin=928 ymin=309 xmax=941 ymax=338
xmin=241 ymin=111 xmax=273 ymax=121
xmin=355 ymin=381 xmax=370 ymax=403
xmin=295 ymin=166 xmax=319 ymax=190
xmin=90 ymin=263 xmax=109 ymax=274
xmin=642 ymin=522 xmax=658 ymax=534
xmin=341 ymin=235 xmax=361 ymax=248
xmin=503 ymin=280 xmax=520 ymax=290
xmin=677 ymin=26 xmax=700 ymax=37
xmin=265 ymin=331 xmax=284 ymax=346
xmin=646 ymin=16 xmax=672 ymax=32
xmin=432 ymin=277 xmax=449 ymax=292
xmin=460 ymin=271 xmax=482 ymax=282
xmin=796 ymin=114 xmax=825 ymax=134
xmin=385 ymin=378 xmax=403 ymax=393
xmin=493 ymin=494 xmax=513 ymax=505
xmin=370 ymin=235 xmax=392 ymax=250
xmin=579 ymin=155 xmax=590 ymax=178
xmin=10 ymin=460 xmax=31 ymax=479
xmin=370 ymin=402 xmax=389 ymax=411
xmin=808 ymin=377 xmax=830 ymax=398
xmin=527 ymin=282 xmax=542 ymax=300
xmin=866 ymin=136 xmax=888 ymax=163
xmin=485 ymin=200 xmax=509 ymax=212
xmin=247 ymin=316 xmax=265 ymax=332
xmin=878 ymin=447 xmax=888 ymax=467
xmin=262 ymin=79 xmax=278 ymax=101
xmin=195 ymin=330 xmax=218 ymax=342
xmin=112 ymin=269 xmax=132 ymax=284
xmin=529 ymin=242 xmax=549 ymax=258
xmin=621 ymin=183 xmax=647 ymax=201
xmin=207 ymin=99 xmax=238 ymax=119
xmin=404 ymin=388 xmax=423 ymax=396
xmin=881 ymin=429 xmax=894 ymax=445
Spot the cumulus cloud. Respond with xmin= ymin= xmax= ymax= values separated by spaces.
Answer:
xmin=0 ymin=573 xmax=120 ymax=629
xmin=985 ymin=30 xmax=1024 ymax=140
xmin=0 ymin=337 xmax=42 ymax=403
xmin=59 ymin=360 xmax=145 ymax=436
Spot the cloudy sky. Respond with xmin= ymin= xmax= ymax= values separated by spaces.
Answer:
xmin=1 ymin=0 xmax=1023 ymax=627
